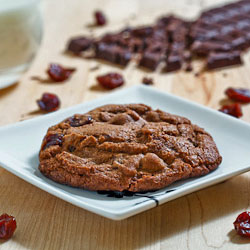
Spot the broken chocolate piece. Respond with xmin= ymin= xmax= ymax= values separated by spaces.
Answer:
xmin=164 ymin=52 xmax=183 ymax=72
xmin=65 ymin=0 xmax=250 ymax=73
xmin=131 ymin=26 xmax=153 ymax=37
xmin=139 ymin=41 xmax=167 ymax=70
xmin=67 ymin=37 xmax=93 ymax=54
xmin=206 ymin=51 xmax=242 ymax=70
xmin=95 ymin=43 xmax=132 ymax=66
xmin=139 ymin=51 xmax=163 ymax=70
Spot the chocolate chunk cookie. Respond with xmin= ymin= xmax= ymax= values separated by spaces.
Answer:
xmin=39 ymin=104 xmax=222 ymax=192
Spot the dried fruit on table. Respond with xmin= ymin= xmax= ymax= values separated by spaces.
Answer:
xmin=219 ymin=103 xmax=242 ymax=118
xmin=96 ymin=73 xmax=124 ymax=89
xmin=94 ymin=11 xmax=106 ymax=26
xmin=0 ymin=213 xmax=17 ymax=240
xmin=234 ymin=211 xmax=250 ymax=238
xmin=37 ymin=93 xmax=60 ymax=112
xmin=47 ymin=63 xmax=76 ymax=82
xmin=225 ymin=87 xmax=250 ymax=103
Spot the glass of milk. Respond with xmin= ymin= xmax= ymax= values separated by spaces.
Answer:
xmin=0 ymin=0 xmax=42 ymax=89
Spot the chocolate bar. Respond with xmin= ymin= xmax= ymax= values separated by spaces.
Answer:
xmin=66 ymin=0 xmax=250 ymax=72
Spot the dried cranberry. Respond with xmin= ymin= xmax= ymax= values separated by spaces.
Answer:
xmin=97 ymin=73 xmax=124 ymax=89
xmin=219 ymin=103 xmax=242 ymax=118
xmin=225 ymin=87 xmax=250 ymax=103
xmin=37 ymin=93 xmax=60 ymax=112
xmin=95 ymin=11 xmax=106 ymax=26
xmin=234 ymin=211 xmax=250 ymax=237
xmin=142 ymin=77 xmax=154 ymax=85
xmin=0 ymin=213 xmax=17 ymax=240
xmin=42 ymin=133 xmax=63 ymax=150
xmin=47 ymin=63 xmax=76 ymax=82
xmin=68 ymin=115 xmax=93 ymax=127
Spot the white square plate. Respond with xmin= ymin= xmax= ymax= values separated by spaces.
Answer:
xmin=1 ymin=85 xmax=250 ymax=220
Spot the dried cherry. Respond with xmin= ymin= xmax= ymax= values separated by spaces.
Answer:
xmin=47 ymin=63 xmax=76 ymax=82
xmin=42 ymin=133 xmax=63 ymax=150
xmin=225 ymin=87 xmax=250 ymax=103
xmin=95 ymin=11 xmax=106 ymax=26
xmin=234 ymin=211 xmax=250 ymax=237
xmin=97 ymin=73 xmax=124 ymax=89
xmin=219 ymin=103 xmax=242 ymax=118
xmin=37 ymin=93 xmax=60 ymax=112
xmin=0 ymin=213 xmax=17 ymax=240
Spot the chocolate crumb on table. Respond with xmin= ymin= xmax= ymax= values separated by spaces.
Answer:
xmin=142 ymin=77 xmax=154 ymax=85
xmin=66 ymin=0 xmax=250 ymax=72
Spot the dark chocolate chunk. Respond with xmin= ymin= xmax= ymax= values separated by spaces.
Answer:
xmin=139 ymin=51 xmax=164 ymax=70
xmin=131 ymin=26 xmax=153 ymax=37
xmin=206 ymin=51 xmax=242 ymax=70
xmin=67 ymin=37 xmax=93 ymax=54
xmin=95 ymin=43 xmax=132 ymax=66
xmin=191 ymin=40 xmax=232 ymax=56
xmin=139 ymin=42 xmax=167 ymax=70
xmin=163 ymin=52 xmax=183 ymax=72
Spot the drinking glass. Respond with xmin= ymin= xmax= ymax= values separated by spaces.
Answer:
xmin=0 ymin=0 xmax=43 ymax=89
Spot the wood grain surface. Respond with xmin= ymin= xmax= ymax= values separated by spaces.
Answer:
xmin=1 ymin=0 xmax=250 ymax=249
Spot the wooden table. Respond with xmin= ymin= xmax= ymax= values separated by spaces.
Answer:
xmin=1 ymin=0 xmax=250 ymax=249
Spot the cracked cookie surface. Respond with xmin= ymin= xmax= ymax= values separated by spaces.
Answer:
xmin=39 ymin=104 xmax=222 ymax=192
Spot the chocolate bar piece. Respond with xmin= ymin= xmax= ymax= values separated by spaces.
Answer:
xmin=163 ymin=51 xmax=183 ymax=72
xmin=139 ymin=42 xmax=167 ymax=70
xmin=131 ymin=26 xmax=153 ymax=37
xmin=67 ymin=37 xmax=93 ymax=54
xmin=206 ymin=51 xmax=242 ymax=70
xmin=95 ymin=43 xmax=132 ymax=66
xmin=139 ymin=51 xmax=164 ymax=70
xmin=191 ymin=40 xmax=232 ymax=56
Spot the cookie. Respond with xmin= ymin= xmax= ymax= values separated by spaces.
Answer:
xmin=39 ymin=104 xmax=222 ymax=192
